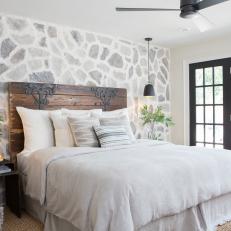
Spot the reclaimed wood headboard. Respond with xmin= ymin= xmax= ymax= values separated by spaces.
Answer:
xmin=8 ymin=82 xmax=127 ymax=164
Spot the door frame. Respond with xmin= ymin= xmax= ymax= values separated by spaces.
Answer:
xmin=182 ymin=54 xmax=231 ymax=146
xmin=189 ymin=58 xmax=231 ymax=148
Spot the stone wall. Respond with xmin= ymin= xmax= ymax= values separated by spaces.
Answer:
xmin=0 ymin=14 xmax=170 ymax=157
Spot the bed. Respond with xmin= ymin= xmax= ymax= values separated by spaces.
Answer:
xmin=7 ymin=82 xmax=231 ymax=231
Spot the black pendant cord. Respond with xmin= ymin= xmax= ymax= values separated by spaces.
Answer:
xmin=145 ymin=37 xmax=152 ymax=83
xmin=148 ymin=40 xmax=150 ymax=83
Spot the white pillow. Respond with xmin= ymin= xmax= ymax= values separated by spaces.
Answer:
xmin=16 ymin=107 xmax=56 ymax=152
xmin=51 ymin=109 xmax=102 ymax=147
xmin=61 ymin=108 xmax=102 ymax=117
xmin=101 ymin=108 xmax=129 ymax=117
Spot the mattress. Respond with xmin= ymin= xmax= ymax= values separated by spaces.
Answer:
xmin=17 ymin=150 xmax=33 ymax=175
xmin=17 ymin=150 xmax=33 ymax=194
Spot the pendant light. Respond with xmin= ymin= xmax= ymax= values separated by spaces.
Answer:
xmin=143 ymin=37 xmax=155 ymax=97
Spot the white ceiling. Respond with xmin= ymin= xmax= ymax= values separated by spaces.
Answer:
xmin=1 ymin=0 xmax=231 ymax=47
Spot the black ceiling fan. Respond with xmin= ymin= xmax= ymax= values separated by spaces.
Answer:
xmin=116 ymin=0 xmax=229 ymax=32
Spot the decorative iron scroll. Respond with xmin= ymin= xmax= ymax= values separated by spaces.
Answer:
xmin=24 ymin=83 xmax=56 ymax=109
xmin=91 ymin=87 xmax=117 ymax=110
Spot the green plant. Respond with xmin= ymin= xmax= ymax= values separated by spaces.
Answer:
xmin=140 ymin=105 xmax=174 ymax=140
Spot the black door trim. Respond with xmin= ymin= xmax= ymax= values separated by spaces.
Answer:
xmin=189 ymin=57 xmax=231 ymax=149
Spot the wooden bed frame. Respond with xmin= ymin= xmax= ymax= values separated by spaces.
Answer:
xmin=8 ymin=82 xmax=127 ymax=164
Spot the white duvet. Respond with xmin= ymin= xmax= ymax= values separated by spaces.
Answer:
xmin=24 ymin=140 xmax=231 ymax=231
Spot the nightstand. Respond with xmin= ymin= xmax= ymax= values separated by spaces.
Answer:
xmin=0 ymin=160 xmax=21 ymax=218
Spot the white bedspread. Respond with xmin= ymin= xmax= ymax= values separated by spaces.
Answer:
xmin=24 ymin=140 xmax=231 ymax=231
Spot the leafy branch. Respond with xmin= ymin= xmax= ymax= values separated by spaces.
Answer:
xmin=140 ymin=105 xmax=174 ymax=127
xmin=140 ymin=105 xmax=174 ymax=140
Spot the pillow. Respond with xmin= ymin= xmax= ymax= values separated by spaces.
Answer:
xmin=50 ymin=110 xmax=73 ymax=147
xmin=62 ymin=108 xmax=102 ymax=117
xmin=99 ymin=115 xmax=135 ymax=141
xmin=94 ymin=126 xmax=132 ymax=148
xmin=16 ymin=107 xmax=56 ymax=151
xmin=101 ymin=108 xmax=128 ymax=117
xmin=68 ymin=116 xmax=100 ymax=147
xmin=51 ymin=109 xmax=102 ymax=147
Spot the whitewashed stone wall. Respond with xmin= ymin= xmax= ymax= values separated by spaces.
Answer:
xmin=0 ymin=14 xmax=170 ymax=157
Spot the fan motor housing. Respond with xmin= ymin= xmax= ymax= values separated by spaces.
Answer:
xmin=180 ymin=0 xmax=199 ymax=18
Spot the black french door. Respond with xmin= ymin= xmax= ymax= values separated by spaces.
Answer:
xmin=190 ymin=58 xmax=231 ymax=150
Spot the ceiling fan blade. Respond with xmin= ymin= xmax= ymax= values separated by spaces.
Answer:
xmin=116 ymin=8 xmax=180 ymax=12
xmin=196 ymin=0 xmax=229 ymax=10
xmin=192 ymin=12 xmax=214 ymax=32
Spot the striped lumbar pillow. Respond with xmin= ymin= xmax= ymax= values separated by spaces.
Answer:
xmin=94 ymin=126 xmax=132 ymax=148
xmin=67 ymin=117 xmax=100 ymax=147
xmin=99 ymin=115 xmax=135 ymax=141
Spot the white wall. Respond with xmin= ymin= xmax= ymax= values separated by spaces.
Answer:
xmin=170 ymin=33 xmax=231 ymax=145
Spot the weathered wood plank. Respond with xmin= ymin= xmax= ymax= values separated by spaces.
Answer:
xmin=8 ymin=82 xmax=127 ymax=164
xmin=9 ymin=82 xmax=126 ymax=97
xmin=10 ymin=94 xmax=126 ymax=108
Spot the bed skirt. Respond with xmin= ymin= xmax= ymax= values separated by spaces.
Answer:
xmin=23 ymin=195 xmax=46 ymax=223
xmin=44 ymin=206 xmax=202 ymax=231
xmin=0 ymin=206 xmax=3 ymax=231
xmin=25 ymin=193 xmax=231 ymax=231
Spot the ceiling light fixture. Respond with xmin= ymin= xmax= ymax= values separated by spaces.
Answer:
xmin=143 ymin=38 xmax=155 ymax=97
xmin=116 ymin=0 xmax=228 ymax=32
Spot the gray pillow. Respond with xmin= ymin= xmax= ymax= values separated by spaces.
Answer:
xmin=94 ymin=126 xmax=132 ymax=148
xmin=99 ymin=115 xmax=135 ymax=141
xmin=68 ymin=117 xmax=100 ymax=147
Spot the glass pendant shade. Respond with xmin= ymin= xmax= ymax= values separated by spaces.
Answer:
xmin=143 ymin=83 xmax=155 ymax=96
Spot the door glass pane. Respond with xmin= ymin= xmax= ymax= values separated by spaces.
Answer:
xmin=215 ymin=145 xmax=223 ymax=149
xmin=205 ymin=106 xmax=213 ymax=123
xmin=196 ymin=125 xmax=204 ymax=142
xmin=196 ymin=143 xmax=204 ymax=147
xmin=215 ymin=125 xmax=223 ymax=143
xmin=204 ymin=67 xmax=213 ymax=85
xmin=196 ymin=106 xmax=204 ymax=123
xmin=214 ymin=86 xmax=223 ymax=104
xmin=214 ymin=66 xmax=223 ymax=85
xmin=205 ymin=143 xmax=213 ymax=148
xmin=196 ymin=69 xmax=203 ymax=86
xmin=196 ymin=88 xmax=204 ymax=104
xmin=215 ymin=106 xmax=223 ymax=124
xmin=205 ymin=87 xmax=213 ymax=104
xmin=205 ymin=125 xmax=213 ymax=143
